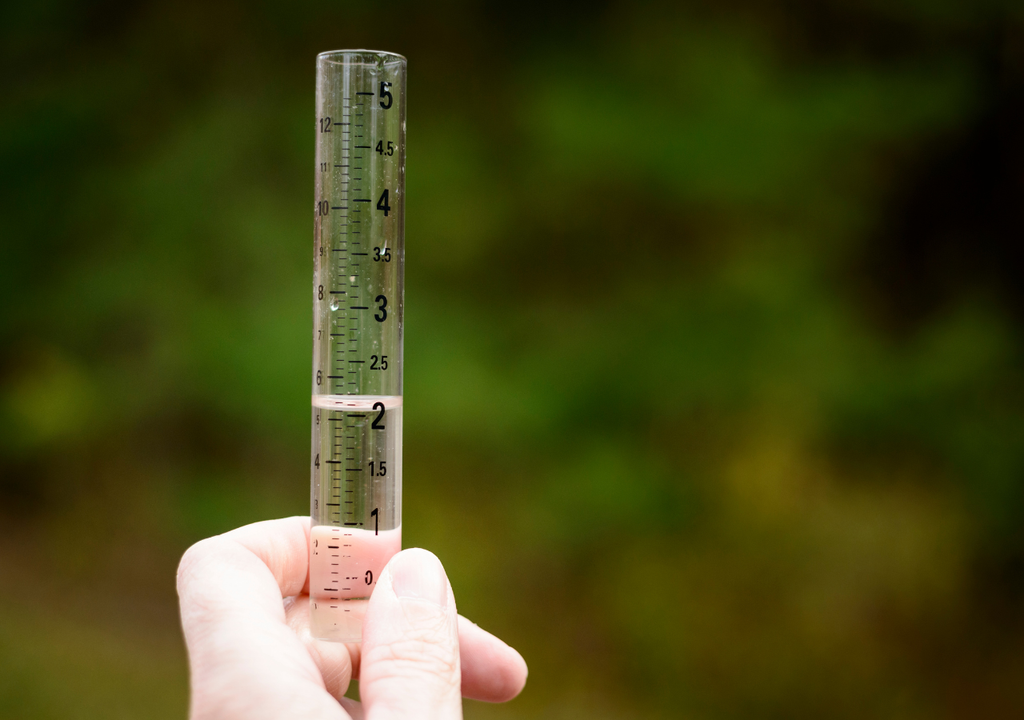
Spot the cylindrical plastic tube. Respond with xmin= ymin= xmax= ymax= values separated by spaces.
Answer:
xmin=310 ymin=50 xmax=406 ymax=643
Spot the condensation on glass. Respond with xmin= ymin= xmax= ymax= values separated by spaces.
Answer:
xmin=310 ymin=50 xmax=406 ymax=642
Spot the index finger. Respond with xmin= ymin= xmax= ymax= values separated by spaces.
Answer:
xmin=177 ymin=517 xmax=345 ymax=720
xmin=217 ymin=515 xmax=312 ymax=597
xmin=177 ymin=516 xmax=312 ymax=628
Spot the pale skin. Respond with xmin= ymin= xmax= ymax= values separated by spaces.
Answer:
xmin=177 ymin=516 xmax=528 ymax=720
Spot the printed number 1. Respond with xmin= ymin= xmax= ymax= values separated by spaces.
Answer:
xmin=371 ymin=507 xmax=379 ymax=535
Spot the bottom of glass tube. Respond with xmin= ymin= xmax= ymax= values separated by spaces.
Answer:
xmin=310 ymin=597 xmax=369 ymax=643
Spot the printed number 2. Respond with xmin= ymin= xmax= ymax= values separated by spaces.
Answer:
xmin=371 ymin=402 xmax=385 ymax=429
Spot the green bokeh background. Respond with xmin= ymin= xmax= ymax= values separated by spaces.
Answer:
xmin=3 ymin=1 xmax=1024 ymax=717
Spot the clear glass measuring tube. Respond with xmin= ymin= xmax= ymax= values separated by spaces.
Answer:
xmin=310 ymin=50 xmax=406 ymax=642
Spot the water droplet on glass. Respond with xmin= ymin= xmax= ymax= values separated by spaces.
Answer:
xmin=330 ymin=298 xmax=340 ymax=311
xmin=349 ymin=275 xmax=357 ymax=283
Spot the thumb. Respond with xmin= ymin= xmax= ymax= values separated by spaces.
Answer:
xmin=360 ymin=548 xmax=462 ymax=720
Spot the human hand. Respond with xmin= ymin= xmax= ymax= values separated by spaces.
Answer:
xmin=177 ymin=516 xmax=527 ymax=719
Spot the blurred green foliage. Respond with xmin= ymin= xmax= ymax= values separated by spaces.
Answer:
xmin=3 ymin=0 xmax=1024 ymax=718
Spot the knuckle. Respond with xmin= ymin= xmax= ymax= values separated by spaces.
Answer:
xmin=176 ymin=537 xmax=225 ymax=596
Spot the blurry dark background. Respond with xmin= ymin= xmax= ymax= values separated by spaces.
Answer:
xmin=3 ymin=0 xmax=1024 ymax=717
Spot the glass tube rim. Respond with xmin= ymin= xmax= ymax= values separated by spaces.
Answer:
xmin=317 ymin=49 xmax=407 ymax=65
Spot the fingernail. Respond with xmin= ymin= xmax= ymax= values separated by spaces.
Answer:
xmin=390 ymin=549 xmax=449 ymax=608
